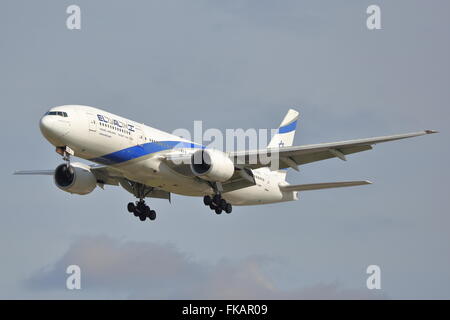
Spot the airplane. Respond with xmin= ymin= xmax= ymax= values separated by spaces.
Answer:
xmin=14 ymin=105 xmax=437 ymax=222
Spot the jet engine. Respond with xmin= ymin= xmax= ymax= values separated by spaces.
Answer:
xmin=190 ymin=149 xmax=235 ymax=182
xmin=54 ymin=162 xmax=97 ymax=195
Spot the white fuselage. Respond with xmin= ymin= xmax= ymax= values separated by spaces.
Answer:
xmin=39 ymin=105 xmax=297 ymax=205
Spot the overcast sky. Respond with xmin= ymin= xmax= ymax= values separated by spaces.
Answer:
xmin=1 ymin=0 xmax=449 ymax=299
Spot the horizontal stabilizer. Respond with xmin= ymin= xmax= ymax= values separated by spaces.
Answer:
xmin=279 ymin=180 xmax=372 ymax=192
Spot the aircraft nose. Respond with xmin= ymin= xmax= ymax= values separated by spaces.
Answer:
xmin=39 ymin=115 xmax=51 ymax=134
xmin=40 ymin=115 xmax=56 ymax=137
xmin=39 ymin=115 xmax=70 ymax=141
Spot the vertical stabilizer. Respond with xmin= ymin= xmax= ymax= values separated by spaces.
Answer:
xmin=268 ymin=109 xmax=299 ymax=148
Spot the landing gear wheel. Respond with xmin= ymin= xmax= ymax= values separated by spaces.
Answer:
xmin=219 ymin=199 xmax=227 ymax=210
xmin=225 ymin=203 xmax=232 ymax=214
xmin=128 ymin=199 xmax=155 ymax=222
xmin=137 ymin=201 xmax=146 ymax=212
xmin=128 ymin=182 xmax=158 ymax=221
xmin=203 ymin=195 xmax=212 ymax=206
xmin=215 ymin=207 xmax=222 ymax=215
xmin=213 ymin=194 xmax=221 ymax=205
xmin=127 ymin=202 xmax=135 ymax=213
xmin=209 ymin=204 xmax=216 ymax=210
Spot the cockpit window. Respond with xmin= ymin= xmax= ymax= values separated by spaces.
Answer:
xmin=46 ymin=111 xmax=68 ymax=117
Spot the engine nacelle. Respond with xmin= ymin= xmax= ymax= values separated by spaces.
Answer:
xmin=54 ymin=162 xmax=97 ymax=195
xmin=190 ymin=149 xmax=235 ymax=182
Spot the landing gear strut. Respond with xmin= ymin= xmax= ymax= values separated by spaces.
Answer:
xmin=56 ymin=146 xmax=74 ymax=165
xmin=203 ymin=194 xmax=232 ymax=214
xmin=126 ymin=182 xmax=157 ymax=222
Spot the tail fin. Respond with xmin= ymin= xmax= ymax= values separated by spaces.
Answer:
xmin=268 ymin=109 xmax=299 ymax=148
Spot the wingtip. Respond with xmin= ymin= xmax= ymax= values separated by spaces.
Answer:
xmin=364 ymin=180 xmax=373 ymax=185
xmin=425 ymin=130 xmax=438 ymax=134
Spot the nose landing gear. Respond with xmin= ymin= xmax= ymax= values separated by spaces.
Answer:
xmin=203 ymin=194 xmax=232 ymax=214
xmin=56 ymin=146 xmax=74 ymax=165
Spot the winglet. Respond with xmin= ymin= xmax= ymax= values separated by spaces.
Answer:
xmin=425 ymin=130 xmax=438 ymax=134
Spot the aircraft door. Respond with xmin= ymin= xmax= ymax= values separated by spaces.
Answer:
xmin=135 ymin=127 xmax=145 ymax=146
xmin=87 ymin=113 xmax=97 ymax=133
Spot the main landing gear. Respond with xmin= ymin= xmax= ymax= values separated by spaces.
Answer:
xmin=203 ymin=194 xmax=232 ymax=215
xmin=126 ymin=182 xmax=157 ymax=222
xmin=127 ymin=200 xmax=156 ymax=222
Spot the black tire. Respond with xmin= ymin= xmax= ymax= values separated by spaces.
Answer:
xmin=213 ymin=194 xmax=221 ymax=205
xmin=215 ymin=207 xmax=222 ymax=215
xmin=203 ymin=195 xmax=212 ymax=206
xmin=225 ymin=203 xmax=232 ymax=214
xmin=219 ymin=199 xmax=227 ymax=210
xmin=127 ymin=202 xmax=135 ymax=213
xmin=137 ymin=201 xmax=146 ymax=212
xmin=149 ymin=210 xmax=156 ymax=221
xmin=209 ymin=204 xmax=216 ymax=210
xmin=133 ymin=210 xmax=140 ymax=217
xmin=139 ymin=215 xmax=146 ymax=221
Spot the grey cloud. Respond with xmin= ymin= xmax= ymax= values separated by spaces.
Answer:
xmin=27 ymin=236 xmax=386 ymax=299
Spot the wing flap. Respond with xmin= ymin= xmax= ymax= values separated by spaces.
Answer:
xmin=280 ymin=180 xmax=372 ymax=192
xmin=90 ymin=165 xmax=122 ymax=186
xmin=221 ymin=168 xmax=256 ymax=193
xmin=290 ymin=145 xmax=373 ymax=166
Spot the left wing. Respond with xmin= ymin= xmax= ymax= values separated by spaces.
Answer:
xmin=14 ymin=170 xmax=54 ymax=175
xmin=14 ymin=165 xmax=171 ymax=200
xmin=229 ymin=130 xmax=438 ymax=170
xmin=89 ymin=164 xmax=122 ymax=186
xmin=15 ymin=166 xmax=121 ymax=186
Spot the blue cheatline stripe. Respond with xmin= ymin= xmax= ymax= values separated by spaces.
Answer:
xmin=89 ymin=140 xmax=205 ymax=165
xmin=278 ymin=120 xmax=297 ymax=134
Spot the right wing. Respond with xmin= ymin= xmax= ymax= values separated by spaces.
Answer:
xmin=162 ymin=153 xmax=257 ymax=193
xmin=230 ymin=130 xmax=438 ymax=170
xmin=279 ymin=180 xmax=372 ymax=192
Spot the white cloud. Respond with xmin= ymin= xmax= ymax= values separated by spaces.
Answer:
xmin=27 ymin=236 xmax=386 ymax=299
